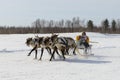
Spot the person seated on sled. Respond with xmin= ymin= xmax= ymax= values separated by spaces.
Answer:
xmin=76 ymin=32 xmax=90 ymax=49
xmin=80 ymin=32 xmax=89 ymax=48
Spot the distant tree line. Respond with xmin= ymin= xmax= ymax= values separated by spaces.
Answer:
xmin=0 ymin=17 xmax=120 ymax=34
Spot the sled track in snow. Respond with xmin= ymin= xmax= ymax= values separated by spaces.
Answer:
xmin=0 ymin=49 xmax=32 ymax=53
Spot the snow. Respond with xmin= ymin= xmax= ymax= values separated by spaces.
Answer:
xmin=0 ymin=32 xmax=120 ymax=80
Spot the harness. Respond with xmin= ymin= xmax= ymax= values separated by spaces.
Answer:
xmin=59 ymin=37 xmax=68 ymax=47
xmin=51 ymin=37 xmax=68 ymax=48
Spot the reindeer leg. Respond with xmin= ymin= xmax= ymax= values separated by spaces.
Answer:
xmin=55 ymin=49 xmax=61 ymax=58
xmin=39 ymin=48 xmax=44 ymax=60
xmin=35 ymin=50 xmax=37 ymax=59
xmin=73 ymin=47 xmax=76 ymax=55
xmin=61 ymin=50 xmax=65 ymax=60
xmin=49 ymin=47 xmax=56 ymax=61
xmin=46 ymin=47 xmax=52 ymax=55
xmin=27 ymin=45 xmax=37 ymax=56
xmin=46 ymin=47 xmax=55 ymax=59
xmin=66 ymin=48 xmax=69 ymax=55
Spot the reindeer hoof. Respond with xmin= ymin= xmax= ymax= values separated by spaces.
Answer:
xmin=27 ymin=54 xmax=30 ymax=56
xmin=39 ymin=59 xmax=42 ymax=61
xmin=33 ymin=58 xmax=37 ymax=60
xmin=49 ymin=59 xmax=52 ymax=61
xmin=63 ymin=58 xmax=65 ymax=61
xmin=73 ymin=53 xmax=76 ymax=55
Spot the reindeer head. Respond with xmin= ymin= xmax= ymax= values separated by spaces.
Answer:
xmin=51 ymin=34 xmax=58 ymax=42
xmin=25 ymin=37 xmax=32 ymax=46
xmin=42 ymin=37 xmax=52 ymax=47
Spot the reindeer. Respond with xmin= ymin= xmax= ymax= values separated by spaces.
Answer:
xmin=25 ymin=36 xmax=52 ymax=59
xmin=39 ymin=36 xmax=62 ymax=60
xmin=49 ymin=34 xmax=66 ymax=61
xmin=58 ymin=37 xmax=77 ymax=55
xmin=49 ymin=34 xmax=81 ymax=61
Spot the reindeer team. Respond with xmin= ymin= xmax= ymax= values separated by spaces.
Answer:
xmin=26 ymin=33 xmax=90 ymax=61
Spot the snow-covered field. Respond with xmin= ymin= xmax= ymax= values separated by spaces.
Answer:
xmin=0 ymin=32 xmax=120 ymax=80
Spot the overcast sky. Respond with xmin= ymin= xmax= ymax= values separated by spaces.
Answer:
xmin=0 ymin=0 xmax=120 ymax=26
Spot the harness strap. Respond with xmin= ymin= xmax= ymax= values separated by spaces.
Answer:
xmin=59 ymin=37 xmax=68 ymax=47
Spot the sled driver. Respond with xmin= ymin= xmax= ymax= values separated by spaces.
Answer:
xmin=76 ymin=31 xmax=90 ymax=49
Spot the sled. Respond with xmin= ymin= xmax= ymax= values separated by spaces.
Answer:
xmin=76 ymin=41 xmax=93 ymax=55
